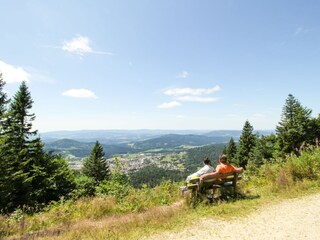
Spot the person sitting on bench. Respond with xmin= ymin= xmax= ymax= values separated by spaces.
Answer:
xmin=186 ymin=157 xmax=214 ymax=182
xmin=200 ymin=154 xmax=243 ymax=181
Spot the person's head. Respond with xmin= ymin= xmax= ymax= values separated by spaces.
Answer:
xmin=203 ymin=157 xmax=211 ymax=165
xmin=219 ymin=154 xmax=228 ymax=164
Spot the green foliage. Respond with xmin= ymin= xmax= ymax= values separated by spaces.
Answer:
xmin=129 ymin=164 xmax=183 ymax=188
xmin=120 ymin=181 xmax=180 ymax=212
xmin=82 ymin=141 xmax=110 ymax=182
xmin=0 ymin=73 xmax=8 ymax=117
xmin=287 ymin=146 xmax=320 ymax=181
xmin=184 ymin=144 xmax=225 ymax=174
xmin=245 ymin=146 xmax=320 ymax=193
xmin=235 ymin=120 xmax=256 ymax=168
xmin=226 ymin=137 xmax=237 ymax=164
xmin=0 ymin=81 xmax=76 ymax=212
xmin=73 ymin=175 xmax=97 ymax=198
xmin=96 ymin=173 xmax=131 ymax=199
xmin=276 ymin=94 xmax=313 ymax=155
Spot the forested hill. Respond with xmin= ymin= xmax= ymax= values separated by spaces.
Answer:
xmin=132 ymin=134 xmax=230 ymax=150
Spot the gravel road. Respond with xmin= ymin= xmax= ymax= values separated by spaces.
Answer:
xmin=145 ymin=193 xmax=320 ymax=240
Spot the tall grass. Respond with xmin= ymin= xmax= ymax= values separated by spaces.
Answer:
xmin=0 ymin=181 xmax=181 ymax=239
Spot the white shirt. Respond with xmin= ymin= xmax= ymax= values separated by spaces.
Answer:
xmin=186 ymin=165 xmax=214 ymax=181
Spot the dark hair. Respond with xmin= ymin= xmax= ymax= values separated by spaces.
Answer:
xmin=203 ymin=157 xmax=211 ymax=165
xmin=219 ymin=154 xmax=228 ymax=164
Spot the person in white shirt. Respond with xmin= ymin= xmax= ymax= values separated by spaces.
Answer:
xmin=186 ymin=157 xmax=214 ymax=182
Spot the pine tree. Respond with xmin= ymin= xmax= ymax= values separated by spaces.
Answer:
xmin=83 ymin=141 xmax=110 ymax=182
xmin=276 ymin=94 xmax=312 ymax=155
xmin=235 ymin=120 xmax=256 ymax=168
xmin=0 ymin=73 xmax=11 ymax=210
xmin=0 ymin=81 xmax=75 ymax=211
xmin=251 ymin=135 xmax=265 ymax=167
xmin=226 ymin=137 xmax=237 ymax=164
xmin=0 ymin=73 xmax=8 ymax=118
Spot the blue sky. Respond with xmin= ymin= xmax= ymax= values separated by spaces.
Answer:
xmin=1 ymin=0 xmax=320 ymax=132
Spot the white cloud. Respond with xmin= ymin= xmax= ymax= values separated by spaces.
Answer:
xmin=157 ymin=101 xmax=181 ymax=109
xmin=61 ymin=35 xmax=112 ymax=55
xmin=177 ymin=71 xmax=189 ymax=79
xmin=164 ymin=85 xmax=221 ymax=96
xmin=176 ymin=115 xmax=186 ymax=119
xmin=62 ymin=88 xmax=98 ymax=99
xmin=177 ymin=96 xmax=219 ymax=102
xmin=0 ymin=60 xmax=30 ymax=83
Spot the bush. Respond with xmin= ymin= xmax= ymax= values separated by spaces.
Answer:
xmin=96 ymin=172 xmax=131 ymax=199
xmin=72 ymin=176 xmax=96 ymax=198
xmin=245 ymin=146 xmax=320 ymax=192
xmin=288 ymin=146 xmax=320 ymax=181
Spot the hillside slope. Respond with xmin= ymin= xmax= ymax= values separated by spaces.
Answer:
xmin=145 ymin=193 xmax=320 ymax=240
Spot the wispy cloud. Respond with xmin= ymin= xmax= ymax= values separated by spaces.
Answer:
xmin=62 ymin=88 xmax=98 ymax=99
xmin=177 ymin=96 xmax=219 ymax=102
xmin=0 ymin=60 xmax=30 ymax=83
xmin=164 ymin=85 xmax=221 ymax=96
xmin=176 ymin=71 xmax=189 ymax=79
xmin=158 ymin=84 xmax=221 ymax=109
xmin=157 ymin=101 xmax=181 ymax=109
xmin=293 ymin=27 xmax=311 ymax=37
xmin=61 ymin=35 xmax=112 ymax=56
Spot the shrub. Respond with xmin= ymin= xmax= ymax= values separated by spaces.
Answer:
xmin=72 ymin=175 xmax=96 ymax=198
xmin=96 ymin=172 xmax=131 ymax=199
xmin=288 ymin=146 xmax=320 ymax=181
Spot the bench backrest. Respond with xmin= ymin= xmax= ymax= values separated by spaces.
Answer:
xmin=201 ymin=172 xmax=239 ymax=188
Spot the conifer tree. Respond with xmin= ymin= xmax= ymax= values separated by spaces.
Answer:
xmin=0 ymin=74 xmax=11 ymax=210
xmin=226 ymin=137 xmax=237 ymax=164
xmin=83 ymin=141 xmax=110 ymax=182
xmin=251 ymin=135 xmax=265 ymax=167
xmin=0 ymin=73 xmax=8 ymax=117
xmin=276 ymin=94 xmax=312 ymax=155
xmin=235 ymin=120 xmax=256 ymax=168
xmin=222 ymin=145 xmax=227 ymax=154
xmin=0 ymin=81 xmax=75 ymax=211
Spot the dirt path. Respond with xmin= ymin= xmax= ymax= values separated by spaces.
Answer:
xmin=145 ymin=193 xmax=320 ymax=240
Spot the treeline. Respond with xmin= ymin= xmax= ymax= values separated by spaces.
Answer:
xmin=224 ymin=94 xmax=320 ymax=170
xmin=129 ymin=164 xmax=183 ymax=188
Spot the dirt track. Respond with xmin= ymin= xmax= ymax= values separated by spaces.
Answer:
xmin=145 ymin=193 xmax=320 ymax=240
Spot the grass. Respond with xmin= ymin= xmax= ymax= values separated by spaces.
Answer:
xmin=2 ymin=147 xmax=320 ymax=239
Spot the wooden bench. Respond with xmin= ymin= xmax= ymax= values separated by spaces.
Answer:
xmin=181 ymin=172 xmax=242 ymax=200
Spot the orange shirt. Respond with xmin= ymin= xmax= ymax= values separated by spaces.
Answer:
xmin=216 ymin=163 xmax=236 ymax=174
